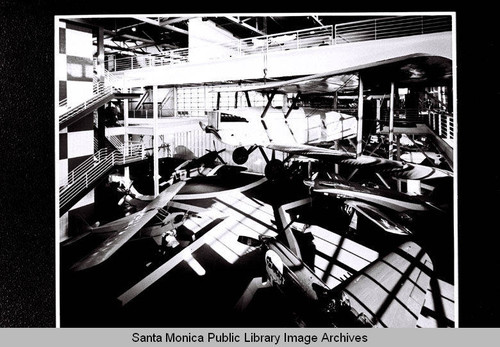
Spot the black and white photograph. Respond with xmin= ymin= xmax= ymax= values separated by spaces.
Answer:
xmin=55 ymin=13 xmax=457 ymax=329
xmin=4 ymin=0 xmax=500 ymax=342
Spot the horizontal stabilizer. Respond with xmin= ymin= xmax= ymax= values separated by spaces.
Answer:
xmin=340 ymin=241 xmax=433 ymax=328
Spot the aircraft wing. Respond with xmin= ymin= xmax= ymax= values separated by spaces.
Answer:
xmin=89 ymin=213 xmax=142 ymax=234
xmin=70 ymin=181 xmax=186 ymax=271
xmin=267 ymin=143 xmax=452 ymax=180
xmin=215 ymin=53 xmax=431 ymax=95
xmin=338 ymin=241 xmax=433 ymax=328
xmin=344 ymin=200 xmax=413 ymax=235
xmin=258 ymin=73 xmax=359 ymax=94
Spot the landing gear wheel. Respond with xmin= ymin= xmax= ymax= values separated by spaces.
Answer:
xmin=265 ymin=159 xmax=285 ymax=181
xmin=233 ymin=147 xmax=249 ymax=165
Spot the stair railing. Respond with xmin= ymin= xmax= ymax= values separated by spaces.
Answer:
xmin=59 ymin=142 xmax=145 ymax=213
xmin=58 ymin=69 xmax=122 ymax=127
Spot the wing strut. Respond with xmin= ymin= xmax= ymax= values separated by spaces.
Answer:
xmin=245 ymin=91 xmax=252 ymax=107
xmin=261 ymin=91 xmax=276 ymax=118
xmin=258 ymin=146 xmax=270 ymax=164
xmin=284 ymin=92 xmax=301 ymax=119
xmin=355 ymin=74 xmax=364 ymax=157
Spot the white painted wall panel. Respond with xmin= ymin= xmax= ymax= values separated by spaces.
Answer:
xmin=55 ymin=53 xmax=67 ymax=83
xmin=66 ymin=80 xmax=93 ymax=107
xmin=59 ymin=159 xmax=68 ymax=186
xmin=67 ymin=130 xmax=93 ymax=158
xmin=65 ymin=28 xmax=93 ymax=58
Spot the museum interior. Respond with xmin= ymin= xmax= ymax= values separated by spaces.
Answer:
xmin=57 ymin=14 xmax=456 ymax=328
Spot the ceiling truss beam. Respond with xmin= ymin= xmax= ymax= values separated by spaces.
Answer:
xmin=132 ymin=16 xmax=189 ymax=35
xmin=160 ymin=17 xmax=194 ymax=25
xmin=225 ymin=16 xmax=266 ymax=36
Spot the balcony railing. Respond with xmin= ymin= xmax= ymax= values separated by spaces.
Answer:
xmin=425 ymin=110 xmax=454 ymax=141
xmin=334 ymin=15 xmax=452 ymax=44
xmin=379 ymin=107 xmax=454 ymax=142
xmin=110 ymin=25 xmax=334 ymax=72
xmin=108 ymin=15 xmax=452 ymax=73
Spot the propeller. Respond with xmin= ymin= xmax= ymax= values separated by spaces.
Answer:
xmin=206 ymin=140 xmax=226 ymax=164
xmin=117 ymin=180 xmax=135 ymax=206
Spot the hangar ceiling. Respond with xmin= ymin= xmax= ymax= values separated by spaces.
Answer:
xmin=61 ymin=15 xmax=378 ymax=56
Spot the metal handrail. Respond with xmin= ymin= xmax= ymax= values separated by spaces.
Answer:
xmin=334 ymin=15 xmax=451 ymax=44
xmin=107 ymin=135 xmax=124 ymax=150
xmin=111 ymin=25 xmax=334 ymax=72
xmin=426 ymin=109 xmax=454 ymax=140
xmin=58 ymin=70 xmax=122 ymax=127
xmin=60 ymin=143 xmax=146 ymax=212
xmin=109 ymin=15 xmax=451 ymax=73
xmin=64 ymin=147 xmax=110 ymax=187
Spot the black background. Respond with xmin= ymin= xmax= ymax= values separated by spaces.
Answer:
xmin=0 ymin=0 xmax=498 ymax=327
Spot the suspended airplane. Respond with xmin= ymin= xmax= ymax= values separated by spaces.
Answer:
xmin=235 ymin=234 xmax=433 ymax=327
xmin=115 ymin=143 xmax=247 ymax=206
xmin=303 ymin=173 xmax=449 ymax=235
xmin=167 ymin=141 xmax=247 ymax=182
xmin=67 ymin=181 xmax=187 ymax=271
xmin=200 ymin=54 xmax=453 ymax=182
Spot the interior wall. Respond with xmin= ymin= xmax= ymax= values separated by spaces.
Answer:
xmin=58 ymin=19 xmax=96 ymax=240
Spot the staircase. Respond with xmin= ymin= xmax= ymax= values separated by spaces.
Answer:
xmin=58 ymin=70 xmax=140 ymax=130
xmin=59 ymin=142 xmax=146 ymax=215
xmin=59 ymin=75 xmax=147 ymax=215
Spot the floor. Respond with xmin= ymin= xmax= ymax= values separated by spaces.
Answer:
xmin=59 ymin=170 xmax=455 ymax=328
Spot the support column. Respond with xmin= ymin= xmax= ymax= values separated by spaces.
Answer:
xmin=389 ymin=82 xmax=395 ymax=160
xmin=204 ymin=85 xmax=208 ymax=113
xmin=94 ymin=27 xmax=105 ymax=82
xmin=396 ymin=134 xmax=401 ymax=161
xmin=396 ymin=133 xmax=402 ymax=192
xmin=97 ymin=106 xmax=106 ymax=150
xmin=333 ymin=91 xmax=339 ymax=173
xmin=356 ymin=75 xmax=364 ymax=157
xmin=153 ymin=85 xmax=160 ymax=197
xmin=123 ymin=99 xmax=130 ymax=183
xmin=376 ymin=98 xmax=381 ymax=133
xmin=173 ymin=87 xmax=178 ymax=117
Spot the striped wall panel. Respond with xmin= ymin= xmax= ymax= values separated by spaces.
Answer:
xmin=58 ymin=20 xmax=96 ymax=237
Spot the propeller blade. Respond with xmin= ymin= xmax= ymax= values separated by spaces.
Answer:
xmin=127 ymin=180 xmax=134 ymax=190
xmin=118 ymin=196 xmax=126 ymax=206
xmin=217 ymin=154 xmax=227 ymax=165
